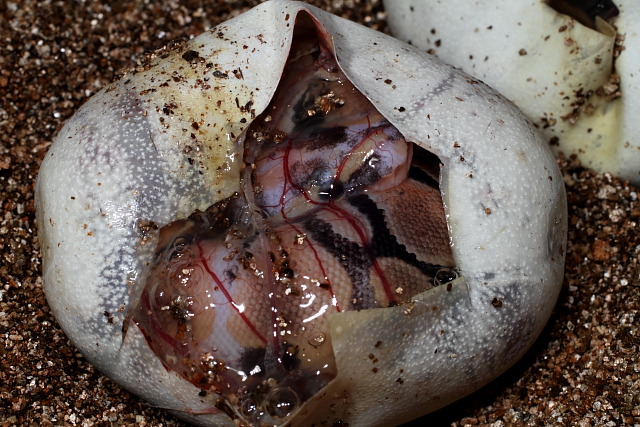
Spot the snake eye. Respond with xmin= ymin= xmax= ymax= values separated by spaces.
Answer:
xmin=313 ymin=179 xmax=343 ymax=201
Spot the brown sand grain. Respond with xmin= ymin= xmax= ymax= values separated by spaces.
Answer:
xmin=0 ymin=1 xmax=637 ymax=426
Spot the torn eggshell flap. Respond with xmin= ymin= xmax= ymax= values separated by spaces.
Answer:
xmin=384 ymin=0 xmax=640 ymax=185
xmin=35 ymin=1 xmax=567 ymax=426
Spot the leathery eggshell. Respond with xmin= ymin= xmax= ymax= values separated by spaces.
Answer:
xmin=384 ymin=0 xmax=640 ymax=185
xmin=35 ymin=0 xmax=567 ymax=425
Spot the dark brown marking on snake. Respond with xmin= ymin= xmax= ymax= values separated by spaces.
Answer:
xmin=303 ymin=216 xmax=377 ymax=310
xmin=347 ymin=193 xmax=444 ymax=278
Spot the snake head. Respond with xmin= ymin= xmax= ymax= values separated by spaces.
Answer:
xmin=36 ymin=1 xmax=567 ymax=425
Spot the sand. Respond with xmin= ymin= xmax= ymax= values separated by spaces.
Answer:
xmin=1 ymin=0 xmax=638 ymax=425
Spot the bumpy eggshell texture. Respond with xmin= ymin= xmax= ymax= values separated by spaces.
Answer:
xmin=385 ymin=0 xmax=640 ymax=185
xmin=35 ymin=1 xmax=567 ymax=425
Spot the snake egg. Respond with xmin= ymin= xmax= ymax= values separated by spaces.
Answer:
xmin=384 ymin=0 xmax=640 ymax=185
xmin=36 ymin=1 xmax=567 ymax=426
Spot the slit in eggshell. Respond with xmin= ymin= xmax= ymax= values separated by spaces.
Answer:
xmin=131 ymin=12 xmax=456 ymax=425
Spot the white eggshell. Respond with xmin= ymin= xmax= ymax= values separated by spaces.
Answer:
xmin=613 ymin=0 xmax=640 ymax=181
xmin=385 ymin=0 xmax=640 ymax=184
xmin=36 ymin=1 xmax=567 ymax=425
